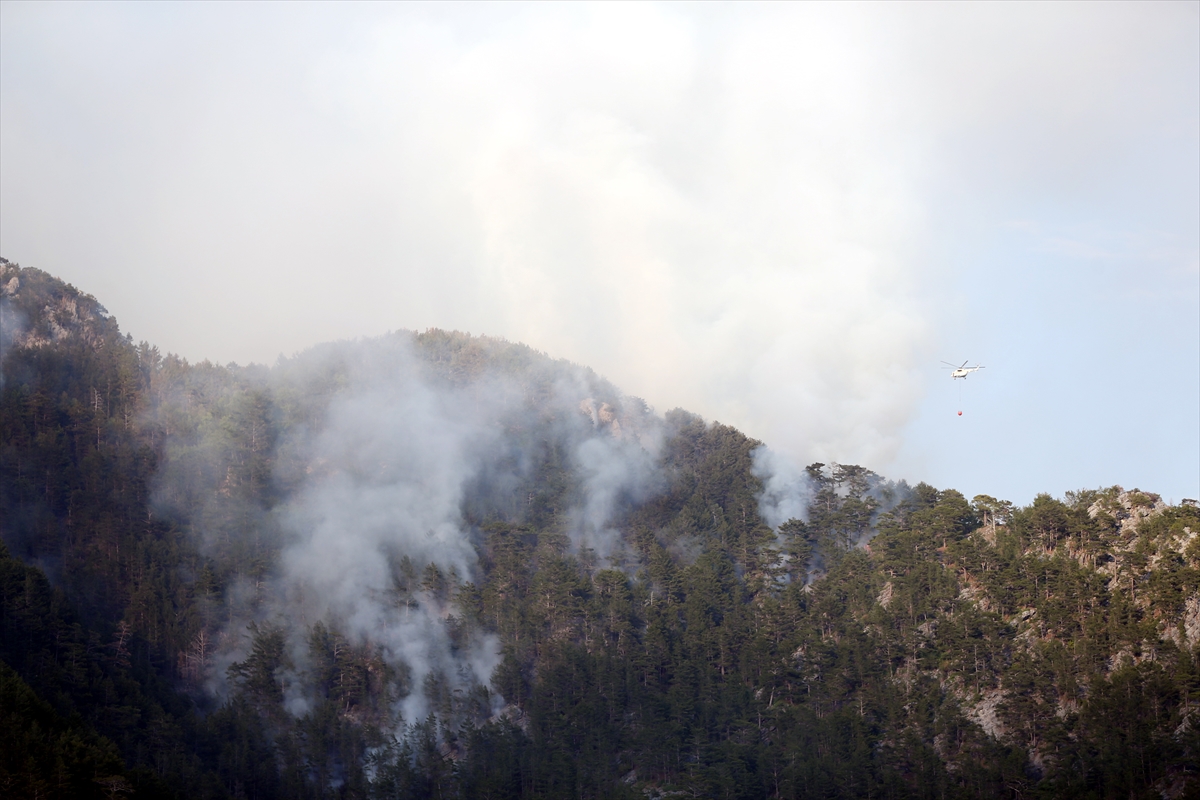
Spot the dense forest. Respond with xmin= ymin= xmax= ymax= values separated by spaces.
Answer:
xmin=2 ymin=258 xmax=1198 ymax=799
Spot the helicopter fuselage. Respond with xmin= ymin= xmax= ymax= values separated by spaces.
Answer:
xmin=942 ymin=361 xmax=984 ymax=379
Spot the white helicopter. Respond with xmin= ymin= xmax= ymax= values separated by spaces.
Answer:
xmin=942 ymin=360 xmax=985 ymax=379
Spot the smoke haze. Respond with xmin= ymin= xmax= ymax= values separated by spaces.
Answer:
xmin=2 ymin=2 xmax=1196 ymax=502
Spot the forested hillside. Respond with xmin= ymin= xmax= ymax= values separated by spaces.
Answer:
xmin=2 ymin=259 xmax=1198 ymax=799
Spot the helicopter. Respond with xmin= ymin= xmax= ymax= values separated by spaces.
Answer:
xmin=942 ymin=360 xmax=985 ymax=379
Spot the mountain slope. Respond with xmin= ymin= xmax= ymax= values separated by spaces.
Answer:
xmin=1 ymin=259 xmax=1198 ymax=799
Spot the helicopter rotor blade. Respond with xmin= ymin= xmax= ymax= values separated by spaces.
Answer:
xmin=940 ymin=361 xmax=960 ymax=368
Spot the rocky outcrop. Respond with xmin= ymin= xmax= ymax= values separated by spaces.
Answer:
xmin=1087 ymin=487 xmax=1168 ymax=533
xmin=0 ymin=259 xmax=116 ymax=354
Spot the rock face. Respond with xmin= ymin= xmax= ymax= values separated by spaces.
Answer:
xmin=1174 ymin=595 xmax=1200 ymax=651
xmin=876 ymin=579 xmax=894 ymax=609
xmin=578 ymin=395 xmax=662 ymax=447
xmin=1088 ymin=486 xmax=1168 ymax=533
xmin=963 ymin=688 xmax=1007 ymax=740
xmin=1 ymin=259 xmax=116 ymax=354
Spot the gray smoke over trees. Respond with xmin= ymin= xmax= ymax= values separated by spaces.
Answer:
xmin=753 ymin=448 xmax=913 ymax=584
xmin=0 ymin=294 xmax=24 ymax=390
xmin=146 ymin=330 xmax=668 ymax=733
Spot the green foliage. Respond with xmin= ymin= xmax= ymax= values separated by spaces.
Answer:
xmin=0 ymin=660 xmax=128 ymax=800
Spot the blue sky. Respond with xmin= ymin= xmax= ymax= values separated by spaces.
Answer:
xmin=1 ymin=1 xmax=1196 ymax=505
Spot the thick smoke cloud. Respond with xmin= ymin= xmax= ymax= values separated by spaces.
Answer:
xmin=3 ymin=3 xmax=1195 ymax=510
xmin=1 ymin=3 xmax=926 ymax=473
xmin=280 ymin=344 xmax=495 ymax=579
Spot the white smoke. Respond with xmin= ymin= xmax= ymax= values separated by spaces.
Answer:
xmin=751 ymin=447 xmax=812 ymax=529
xmin=752 ymin=446 xmax=913 ymax=549
xmin=265 ymin=343 xmax=502 ymax=723
xmin=568 ymin=400 xmax=664 ymax=564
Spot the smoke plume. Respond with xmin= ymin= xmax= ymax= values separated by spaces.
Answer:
xmin=752 ymin=447 xmax=812 ymax=529
xmin=150 ymin=333 xmax=664 ymax=729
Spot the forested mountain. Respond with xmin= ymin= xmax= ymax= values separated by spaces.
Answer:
xmin=2 ymin=258 xmax=1198 ymax=799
